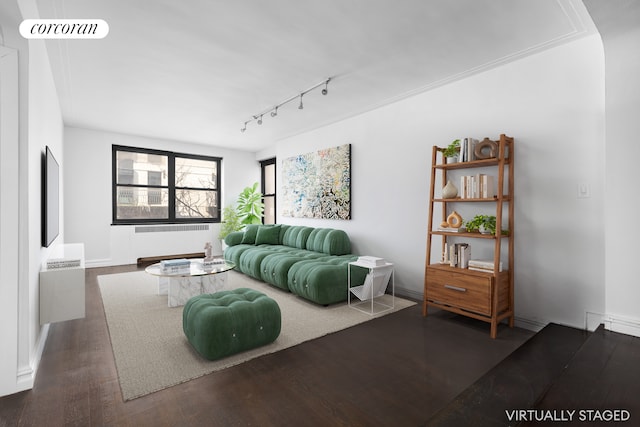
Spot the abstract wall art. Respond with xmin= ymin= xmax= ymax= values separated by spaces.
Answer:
xmin=282 ymin=144 xmax=351 ymax=220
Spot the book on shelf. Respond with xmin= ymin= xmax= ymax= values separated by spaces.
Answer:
xmin=459 ymin=137 xmax=479 ymax=162
xmin=437 ymin=227 xmax=466 ymax=233
xmin=459 ymin=174 xmax=495 ymax=199
xmin=481 ymin=174 xmax=496 ymax=198
xmin=468 ymin=259 xmax=503 ymax=272
xmin=443 ymin=243 xmax=470 ymax=268
xmin=457 ymin=244 xmax=470 ymax=269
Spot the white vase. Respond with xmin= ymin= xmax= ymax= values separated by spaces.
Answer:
xmin=442 ymin=180 xmax=458 ymax=199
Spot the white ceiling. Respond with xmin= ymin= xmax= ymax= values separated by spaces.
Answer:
xmin=37 ymin=0 xmax=597 ymax=152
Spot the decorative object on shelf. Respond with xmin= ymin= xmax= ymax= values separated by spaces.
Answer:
xmin=474 ymin=137 xmax=498 ymax=159
xmin=442 ymin=180 xmax=458 ymax=199
xmin=282 ymin=144 xmax=351 ymax=220
xmin=465 ymin=215 xmax=497 ymax=235
xmin=443 ymin=139 xmax=460 ymax=163
xmin=446 ymin=211 xmax=463 ymax=228
xmin=441 ymin=244 xmax=449 ymax=264
xmin=240 ymin=78 xmax=332 ymax=132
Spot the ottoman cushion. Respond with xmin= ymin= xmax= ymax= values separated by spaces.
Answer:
xmin=183 ymin=288 xmax=281 ymax=360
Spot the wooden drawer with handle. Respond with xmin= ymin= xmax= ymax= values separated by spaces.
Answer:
xmin=425 ymin=267 xmax=492 ymax=316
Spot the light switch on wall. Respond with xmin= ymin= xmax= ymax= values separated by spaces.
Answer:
xmin=577 ymin=183 xmax=591 ymax=198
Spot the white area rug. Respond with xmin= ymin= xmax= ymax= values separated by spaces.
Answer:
xmin=98 ymin=270 xmax=415 ymax=400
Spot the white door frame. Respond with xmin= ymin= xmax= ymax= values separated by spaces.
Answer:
xmin=0 ymin=44 xmax=22 ymax=396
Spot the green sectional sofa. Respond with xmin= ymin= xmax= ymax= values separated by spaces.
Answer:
xmin=224 ymin=224 xmax=366 ymax=305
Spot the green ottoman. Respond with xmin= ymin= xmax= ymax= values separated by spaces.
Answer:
xmin=183 ymin=288 xmax=281 ymax=360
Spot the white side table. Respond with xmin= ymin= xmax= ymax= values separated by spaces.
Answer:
xmin=348 ymin=260 xmax=394 ymax=315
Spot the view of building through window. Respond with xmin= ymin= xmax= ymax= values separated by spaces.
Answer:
xmin=113 ymin=146 xmax=221 ymax=223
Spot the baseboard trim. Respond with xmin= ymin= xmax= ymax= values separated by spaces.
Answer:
xmin=602 ymin=314 xmax=640 ymax=338
xmin=514 ymin=316 xmax=546 ymax=332
xmin=395 ymin=287 xmax=421 ymax=302
xmin=85 ymin=258 xmax=114 ymax=268
xmin=15 ymin=323 xmax=49 ymax=393
xmin=137 ymin=252 xmax=205 ymax=267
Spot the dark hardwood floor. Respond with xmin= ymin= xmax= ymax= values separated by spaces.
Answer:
xmin=1 ymin=264 xmax=535 ymax=426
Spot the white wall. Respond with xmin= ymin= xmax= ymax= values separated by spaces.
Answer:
xmin=0 ymin=0 xmax=64 ymax=397
xmin=64 ymin=126 xmax=259 ymax=266
xmin=25 ymin=21 xmax=65 ymax=390
xmin=0 ymin=32 xmax=22 ymax=398
xmin=586 ymin=2 xmax=640 ymax=336
xmin=273 ymin=35 xmax=606 ymax=331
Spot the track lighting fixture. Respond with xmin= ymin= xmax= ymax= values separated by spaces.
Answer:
xmin=240 ymin=77 xmax=331 ymax=133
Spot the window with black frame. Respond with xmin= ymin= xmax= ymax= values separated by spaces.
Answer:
xmin=261 ymin=158 xmax=276 ymax=224
xmin=112 ymin=145 xmax=221 ymax=224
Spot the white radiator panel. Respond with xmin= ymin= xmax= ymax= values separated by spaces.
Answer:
xmin=105 ymin=224 xmax=222 ymax=266
xmin=134 ymin=224 xmax=210 ymax=233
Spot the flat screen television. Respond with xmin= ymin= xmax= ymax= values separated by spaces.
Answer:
xmin=42 ymin=146 xmax=60 ymax=247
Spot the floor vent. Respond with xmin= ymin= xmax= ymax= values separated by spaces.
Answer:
xmin=134 ymin=224 xmax=210 ymax=233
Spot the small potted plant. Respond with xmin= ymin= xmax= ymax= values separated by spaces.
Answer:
xmin=218 ymin=205 xmax=243 ymax=241
xmin=465 ymin=215 xmax=497 ymax=235
xmin=443 ymin=139 xmax=461 ymax=163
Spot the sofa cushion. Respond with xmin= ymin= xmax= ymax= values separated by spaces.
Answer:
xmin=255 ymin=224 xmax=281 ymax=245
xmin=287 ymin=255 xmax=363 ymax=305
xmin=282 ymin=226 xmax=314 ymax=249
xmin=306 ymin=228 xmax=351 ymax=255
xmin=224 ymin=231 xmax=244 ymax=247
xmin=241 ymin=224 xmax=260 ymax=244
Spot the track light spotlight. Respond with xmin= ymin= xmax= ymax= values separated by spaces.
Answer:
xmin=241 ymin=77 xmax=332 ymax=132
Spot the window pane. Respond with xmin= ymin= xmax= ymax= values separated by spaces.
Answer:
xmin=175 ymin=189 xmax=218 ymax=219
xmin=116 ymin=151 xmax=168 ymax=186
xmin=175 ymin=157 xmax=217 ymax=189
xmin=264 ymin=195 xmax=275 ymax=224
xmin=116 ymin=186 xmax=169 ymax=220
xmin=264 ymin=163 xmax=276 ymax=194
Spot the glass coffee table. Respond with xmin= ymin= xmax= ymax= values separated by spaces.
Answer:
xmin=145 ymin=259 xmax=236 ymax=307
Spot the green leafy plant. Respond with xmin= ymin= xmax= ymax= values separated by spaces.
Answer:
xmin=218 ymin=205 xmax=243 ymax=240
xmin=443 ymin=139 xmax=461 ymax=158
xmin=465 ymin=215 xmax=497 ymax=234
xmin=236 ymin=182 xmax=264 ymax=225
